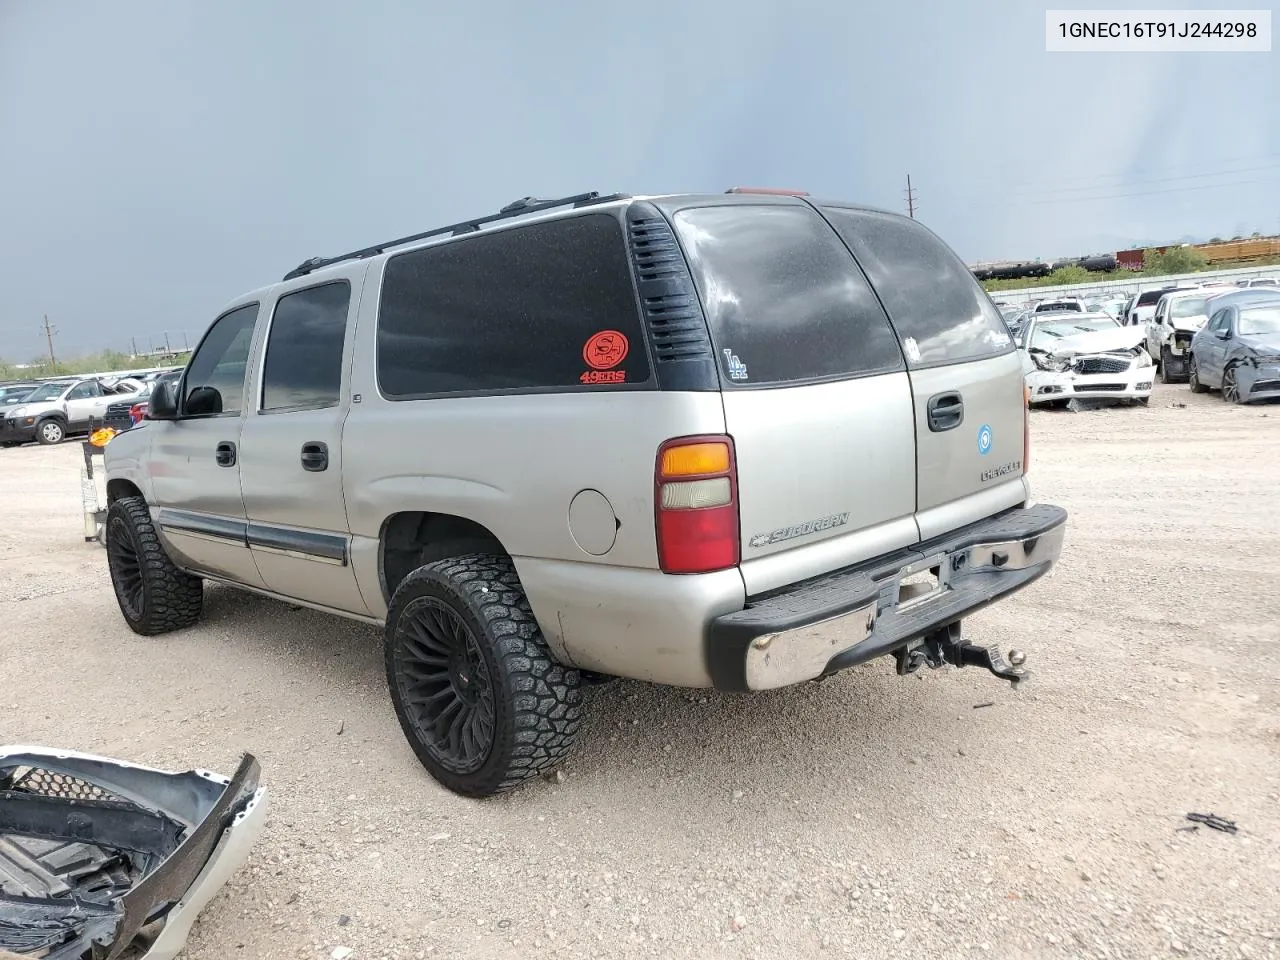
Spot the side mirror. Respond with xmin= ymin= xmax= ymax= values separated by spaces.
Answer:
xmin=147 ymin=380 xmax=180 ymax=420
xmin=1215 ymin=327 xmax=1230 ymax=340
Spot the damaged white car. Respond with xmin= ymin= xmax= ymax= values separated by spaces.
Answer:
xmin=1018 ymin=314 xmax=1155 ymax=407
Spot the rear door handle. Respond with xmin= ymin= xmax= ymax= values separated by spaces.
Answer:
xmin=300 ymin=441 xmax=329 ymax=472
xmin=926 ymin=391 xmax=965 ymax=432
xmin=215 ymin=441 xmax=237 ymax=467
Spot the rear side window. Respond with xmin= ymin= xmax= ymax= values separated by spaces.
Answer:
xmin=821 ymin=207 xmax=1013 ymax=367
xmin=377 ymin=214 xmax=650 ymax=398
xmin=261 ymin=281 xmax=351 ymax=412
xmin=1137 ymin=290 xmax=1166 ymax=307
xmin=670 ymin=204 xmax=903 ymax=386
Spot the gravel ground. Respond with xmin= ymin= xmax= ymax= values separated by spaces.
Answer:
xmin=2 ymin=380 xmax=1279 ymax=960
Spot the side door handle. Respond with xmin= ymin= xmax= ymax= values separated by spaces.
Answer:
xmin=300 ymin=441 xmax=329 ymax=473
xmin=926 ymin=391 xmax=965 ymax=432
xmin=215 ymin=441 xmax=237 ymax=468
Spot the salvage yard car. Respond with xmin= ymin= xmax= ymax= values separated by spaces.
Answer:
xmin=1188 ymin=297 xmax=1280 ymax=404
xmin=1146 ymin=289 xmax=1212 ymax=383
xmin=101 ymin=189 xmax=1068 ymax=797
xmin=1019 ymin=313 xmax=1153 ymax=407
xmin=0 ymin=377 xmax=147 ymax=446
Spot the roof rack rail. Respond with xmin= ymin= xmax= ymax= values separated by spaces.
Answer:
xmin=282 ymin=191 xmax=631 ymax=281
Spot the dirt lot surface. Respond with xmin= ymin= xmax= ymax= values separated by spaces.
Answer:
xmin=3 ymin=381 xmax=1279 ymax=960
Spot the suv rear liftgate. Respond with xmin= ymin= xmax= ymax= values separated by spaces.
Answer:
xmin=658 ymin=195 xmax=1065 ymax=691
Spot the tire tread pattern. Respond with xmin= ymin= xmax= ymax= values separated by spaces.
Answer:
xmin=385 ymin=554 xmax=582 ymax=797
xmin=107 ymin=496 xmax=203 ymax=635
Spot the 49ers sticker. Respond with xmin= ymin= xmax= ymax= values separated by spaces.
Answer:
xmin=580 ymin=330 xmax=629 ymax=385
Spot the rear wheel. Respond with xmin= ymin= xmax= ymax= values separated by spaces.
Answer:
xmin=105 ymin=497 xmax=203 ymax=635
xmin=1222 ymin=364 xmax=1245 ymax=404
xmin=385 ymin=554 xmax=582 ymax=797
xmin=35 ymin=419 xmax=65 ymax=445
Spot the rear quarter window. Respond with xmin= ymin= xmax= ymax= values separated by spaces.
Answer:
xmin=376 ymin=213 xmax=651 ymax=398
xmin=819 ymin=206 xmax=1014 ymax=368
xmin=669 ymin=204 xmax=904 ymax=387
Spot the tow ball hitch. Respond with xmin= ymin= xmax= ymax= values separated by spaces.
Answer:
xmin=894 ymin=623 xmax=1030 ymax=689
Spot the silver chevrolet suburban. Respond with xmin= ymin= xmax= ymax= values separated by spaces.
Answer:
xmin=103 ymin=190 xmax=1068 ymax=797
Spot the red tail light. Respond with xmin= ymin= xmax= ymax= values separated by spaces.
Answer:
xmin=129 ymin=403 xmax=147 ymax=425
xmin=654 ymin=435 xmax=740 ymax=574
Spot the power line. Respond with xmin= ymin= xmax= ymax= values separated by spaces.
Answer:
xmin=1003 ymin=163 xmax=1280 ymax=198
xmin=1019 ymin=175 xmax=1280 ymax=206
xmin=962 ymin=150 xmax=1280 ymax=194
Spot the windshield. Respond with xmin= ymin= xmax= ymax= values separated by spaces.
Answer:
xmin=0 ymin=386 xmax=36 ymax=402
xmin=1238 ymin=306 xmax=1280 ymax=336
xmin=1171 ymin=298 xmax=1207 ymax=319
xmin=21 ymin=382 xmax=69 ymax=403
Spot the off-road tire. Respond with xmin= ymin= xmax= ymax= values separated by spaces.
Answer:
xmin=1188 ymin=356 xmax=1208 ymax=393
xmin=385 ymin=554 xmax=582 ymax=798
xmin=35 ymin=418 xmax=65 ymax=445
xmin=105 ymin=496 xmax=203 ymax=635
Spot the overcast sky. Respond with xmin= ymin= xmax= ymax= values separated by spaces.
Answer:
xmin=1 ymin=1 xmax=1277 ymax=359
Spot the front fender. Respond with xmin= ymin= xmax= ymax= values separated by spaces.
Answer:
xmin=103 ymin=425 xmax=155 ymax=503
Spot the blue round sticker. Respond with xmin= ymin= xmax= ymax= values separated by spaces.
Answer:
xmin=977 ymin=424 xmax=993 ymax=455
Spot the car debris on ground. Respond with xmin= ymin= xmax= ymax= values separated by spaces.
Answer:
xmin=0 ymin=747 xmax=267 ymax=960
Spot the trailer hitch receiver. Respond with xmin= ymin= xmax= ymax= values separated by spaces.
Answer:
xmin=894 ymin=622 xmax=1030 ymax=689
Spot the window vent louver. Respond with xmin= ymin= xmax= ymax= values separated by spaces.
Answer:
xmin=626 ymin=209 xmax=713 ymax=365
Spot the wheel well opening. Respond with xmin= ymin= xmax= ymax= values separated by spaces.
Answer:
xmin=106 ymin=479 xmax=143 ymax=504
xmin=380 ymin=512 xmax=509 ymax=601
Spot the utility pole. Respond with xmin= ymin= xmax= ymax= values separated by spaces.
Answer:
xmin=131 ymin=337 xmax=139 ymax=358
xmin=163 ymin=331 xmax=172 ymax=355
xmin=42 ymin=315 xmax=57 ymax=369
xmin=905 ymin=174 xmax=918 ymax=219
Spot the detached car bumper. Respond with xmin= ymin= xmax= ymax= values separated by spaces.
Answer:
xmin=0 ymin=745 xmax=267 ymax=960
xmin=704 ymin=503 xmax=1067 ymax=692
xmin=1026 ymin=368 xmax=1153 ymax=404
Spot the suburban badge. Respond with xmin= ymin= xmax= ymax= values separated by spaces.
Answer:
xmin=749 ymin=512 xmax=850 ymax=548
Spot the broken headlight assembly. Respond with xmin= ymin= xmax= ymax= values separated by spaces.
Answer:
xmin=1030 ymin=351 xmax=1072 ymax=373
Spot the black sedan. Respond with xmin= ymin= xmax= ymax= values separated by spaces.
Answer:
xmin=1188 ymin=296 xmax=1280 ymax=403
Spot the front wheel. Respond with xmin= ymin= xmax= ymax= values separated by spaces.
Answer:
xmin=1188 ymin=356 xmax=1208 ymax=393
xmin=35 ymin=419 xmax=65 ymax=445
xmin=105 ymin=497 xmax=204 ymax=635
xmin=385 ymin=554 xmax=582 ymax=798
xmin=1159 ymin=347 xmax=1177 ymax=384
xmin=1222 ymin=364 xmax=1245 ymax=404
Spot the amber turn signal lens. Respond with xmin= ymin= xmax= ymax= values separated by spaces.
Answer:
xmin=660 ymin=442 xmax=730 ymax=478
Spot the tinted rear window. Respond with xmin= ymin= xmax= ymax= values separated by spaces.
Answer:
xmin=669 ymin=204 xmax=904 ymax=386
xmin=1136 ymin=290 xmax=1167 ymax=306
xmin=377 ymin=214 xmax=650 ymax=398
xmin=821 ymin=207 xmax=1013 ymax=367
